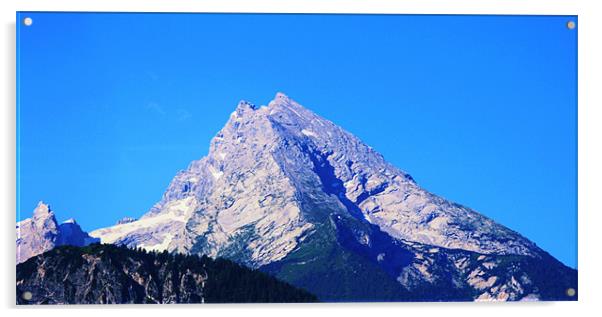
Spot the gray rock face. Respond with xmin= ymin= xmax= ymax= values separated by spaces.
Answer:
xmin=89 ymin=93 xmax=576 ymax=301
xmin=58 ymin=219 xmax=100 ymax=247
xmin=16 ymin=202 xmax=100 ymax=263
xmin=92 ymin=93 xmax=537 ymax=259
xmin=16 ymin=202 xmax=59 ymax=264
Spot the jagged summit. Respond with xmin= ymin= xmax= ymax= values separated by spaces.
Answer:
xmin=94 ymin=93 xmax=539 ymax=258
xmin=32 ymin=201 xmax=52 ymax=217
xmin=234 ymin=92 xmax=305 ymax=114
xmin=17 ymin=202 xmax=99 ymax=263
xmin=88 ymin=93 xmax=575 ymax=301
xmin=234 ymin=100 xmax=258 ymax=114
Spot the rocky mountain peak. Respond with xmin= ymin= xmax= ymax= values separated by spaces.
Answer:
xmin=48 ymin=93 xmax=577 ymax=301
xmin=93 ymin=93 xmax=539 ymax=261
xmin=33 ymin=201 xmax=53 ymax=218
xmin=17 ymin=203 xmax=99 ymax=263
xmin=30 ymin=201 xmax=58 ymax=235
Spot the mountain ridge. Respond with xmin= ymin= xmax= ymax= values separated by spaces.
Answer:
xmin=91 ymin=93 xmax=540 ymax=259
xmin=67 ymin=92 xmax=575 ymax=301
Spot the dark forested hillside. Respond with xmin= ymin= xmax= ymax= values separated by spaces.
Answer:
xmin=16 ymin=244 xmax=318 ymax=304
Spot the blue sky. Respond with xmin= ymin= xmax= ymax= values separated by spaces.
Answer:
xmin=17 ymin=13 xmax=577 ymax=267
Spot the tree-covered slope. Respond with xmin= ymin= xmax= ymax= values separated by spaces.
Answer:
xmin=16 ymin=244 xmax=317 ymax=304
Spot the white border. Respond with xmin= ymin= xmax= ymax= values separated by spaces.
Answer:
xmin=2 ymin=1 xmax=600 ymax=316
xmin=0 ymin=0 xmax=585 ymax=15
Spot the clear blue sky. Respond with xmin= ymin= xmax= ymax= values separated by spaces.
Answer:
xmin=17 ymin=13 xmax=577 ymax=268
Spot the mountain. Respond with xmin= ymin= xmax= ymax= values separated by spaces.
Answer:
xmin=16 ymin=244 xmax=317 ymax=304
xmin=89 ymin=92 xmax=576 ymax=301
xmin=16 ymin=202 xmax=100 ymax=263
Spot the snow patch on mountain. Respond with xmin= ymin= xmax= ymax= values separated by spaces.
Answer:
xmin=90 ymin=197 xmax=198 ymax=252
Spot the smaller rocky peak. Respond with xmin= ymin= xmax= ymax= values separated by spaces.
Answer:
xmin=31 ymin=201 xmax=59 ymax=232
xmin=57 ymin=219 xmax=100 ymax=247
xmin=33 ymin=201 xmax=53 ymax=219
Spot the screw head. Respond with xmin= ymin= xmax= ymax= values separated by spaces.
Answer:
xmin=21 ymin=291 xmax=32 ymax=301
xmin=23 ymin=17 xmax=33 ymax=26
xmin=566 ymin=288 xmax=576 ymax=297
xmin=567 ymin=21 xmax=576 ymax=30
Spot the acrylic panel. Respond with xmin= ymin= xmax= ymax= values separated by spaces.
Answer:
xmin=16 ymin=12 xmax=578 ymax=304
